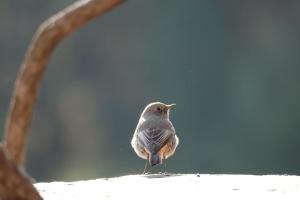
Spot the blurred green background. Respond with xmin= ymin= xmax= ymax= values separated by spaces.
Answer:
xmin=1 ymin=0 xmax=300 ymax=181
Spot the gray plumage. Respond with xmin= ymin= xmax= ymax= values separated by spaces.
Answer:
xmin=131 ymin=102 xmax=179 ymax=170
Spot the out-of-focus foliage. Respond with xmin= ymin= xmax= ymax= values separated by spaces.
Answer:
xmin=1 ymin=0 xmax=300 ymax=181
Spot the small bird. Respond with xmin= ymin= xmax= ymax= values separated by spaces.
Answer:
xmin=131 ymin=102 xmax=179 ymax=173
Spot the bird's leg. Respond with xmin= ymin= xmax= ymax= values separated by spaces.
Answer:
xmin=143 ymin=154 xmax=150 ymax=174
xmin=143 ymin=160 xmax=148 ymax=174
xmin=163 ymin=156 xmax=170 ymax=176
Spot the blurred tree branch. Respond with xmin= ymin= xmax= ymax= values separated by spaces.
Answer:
xmin=1 ymin=0 xmax=123 ymax=199
xmin=3 ymin=0 xmax=123 ymax=166
xmin=0 ymin=145 xmax=42 ymax=200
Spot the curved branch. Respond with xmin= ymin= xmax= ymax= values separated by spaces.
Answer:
xmin=0 ymin=146 xmax=42 ymax=199
xmin=3 ymin=0 xmax=124 ymax=165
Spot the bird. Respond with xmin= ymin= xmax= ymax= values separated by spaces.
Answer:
xmin=131 ymin=102 xmax=179 ymax=173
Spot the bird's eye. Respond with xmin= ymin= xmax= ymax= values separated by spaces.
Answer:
xmin=156 ymin=107 xmax=162 ymax=111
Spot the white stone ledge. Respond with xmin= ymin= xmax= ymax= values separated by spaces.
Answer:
xmin=35 ymin=174 xmax=300 ymax=200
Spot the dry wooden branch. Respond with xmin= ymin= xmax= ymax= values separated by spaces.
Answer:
xmin=0 ymin=146 xmax=42 ymax=200
xmin=3 ymin=0 xmax=124 ymax=166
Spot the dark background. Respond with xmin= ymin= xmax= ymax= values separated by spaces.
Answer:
xmin=1 ymin=0 xmax=300 ymax=181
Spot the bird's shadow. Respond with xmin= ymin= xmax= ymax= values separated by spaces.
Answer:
xmin=142 ymin=173 xmax=182 ymax=179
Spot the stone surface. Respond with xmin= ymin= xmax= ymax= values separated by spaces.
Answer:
xmin=35 ymin=174 xmax=300 ymax=200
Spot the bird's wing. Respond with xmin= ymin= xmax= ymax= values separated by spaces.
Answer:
xmin=136 ymin=128 xmax=173 ymax=154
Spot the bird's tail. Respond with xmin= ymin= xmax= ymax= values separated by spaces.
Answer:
xmin=150 ymin=153 xmax=160 ymax=166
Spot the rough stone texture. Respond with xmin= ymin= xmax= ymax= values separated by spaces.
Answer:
xmin=35 ymin=174 xmax=300 ymax=200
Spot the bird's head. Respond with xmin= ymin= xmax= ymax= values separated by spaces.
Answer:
xmin=141 ymin=102 xmax=176 ymax=120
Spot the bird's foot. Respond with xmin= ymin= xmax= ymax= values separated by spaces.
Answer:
xmin=159 ymin=171 xmax=170 ymax=176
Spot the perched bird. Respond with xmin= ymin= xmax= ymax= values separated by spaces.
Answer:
xmin=131 ymin=102 xmax=179 ymax=173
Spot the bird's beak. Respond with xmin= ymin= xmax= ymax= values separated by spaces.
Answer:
xmin=166 ymin=103 xmax=176 ymax=109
